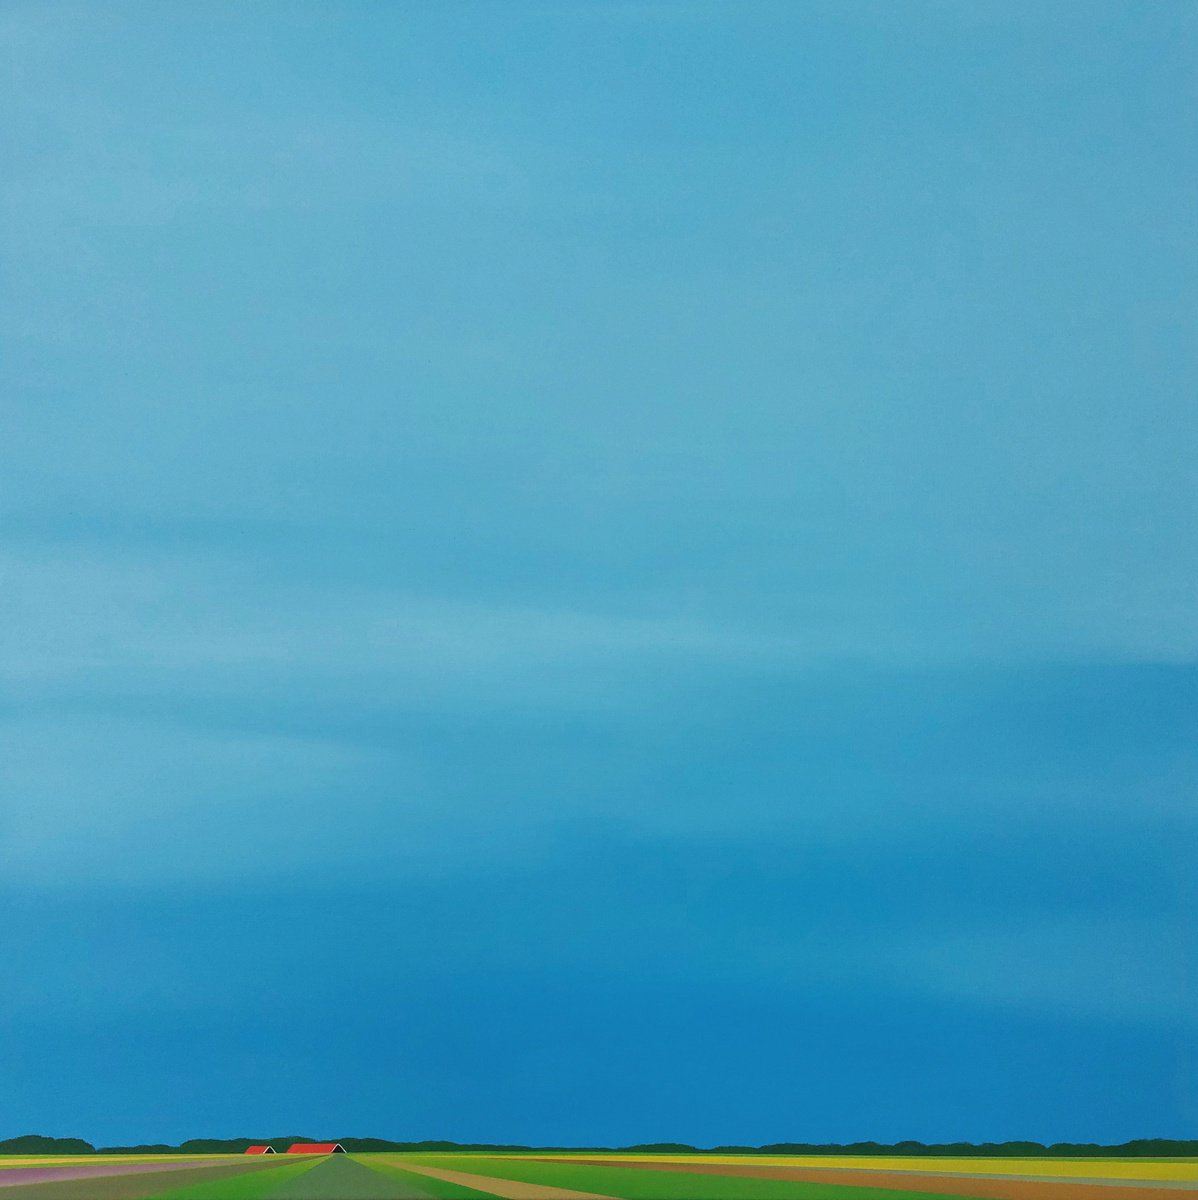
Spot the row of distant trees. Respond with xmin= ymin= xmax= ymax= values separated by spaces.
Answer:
xmin=3 ymin=1134 xmax=1196 ymax=1157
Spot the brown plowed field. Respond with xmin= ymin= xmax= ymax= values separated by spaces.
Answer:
xmin=525 ymin=1160 xmax=1195 ymax=1200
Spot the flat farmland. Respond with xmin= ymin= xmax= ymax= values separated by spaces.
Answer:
xmin=0 ymin=1155 xmax=1193 ymax=1200
xmin=377 ymin=1154 xmax=1198 ymax=1200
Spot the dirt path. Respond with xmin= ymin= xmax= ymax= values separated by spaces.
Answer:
xmin=524 ymin=1161 xmax=1198 ymax=1200
xmin=397 ymin=1165 xmax=621 ymax=1200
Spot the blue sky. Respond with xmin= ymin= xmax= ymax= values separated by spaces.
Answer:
xmin=1 ymin=0 xmax=1195 ymax=1147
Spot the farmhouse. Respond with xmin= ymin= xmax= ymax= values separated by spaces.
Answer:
xmin=244 ymin=1146 xmax=276 ymax=1155
xmin=286 ymin=1143 xmax=345 ymax=1154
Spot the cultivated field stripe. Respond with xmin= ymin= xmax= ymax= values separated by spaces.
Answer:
xmin=732 ymin=1176 xmax=1198 ymax=1190
xmin=358 ymin=1158 xmax=499 ymax=1198
xmin=522 ymin=1163 xmax=1196 ymax=1184
xmin=0 ymin=1160 xmax=233 ymax=1187
xmin=397 ymin=1164 xmax=622 ymax=1200
xmin=145 ymin=1158 xmax=321 ymax=1199
xmin=519 ymin=1162 xmax=1198 ymax=1200
xmin=0 ymin=1159 xmax=232 ymax=1170
xmin=393 ymin=1157 xmax=989 ymax=1200
xmin=0 ymin=1161 xmax=283 ymax=1200
xmin=265 ymin=1156 xmax=426 ymax=1199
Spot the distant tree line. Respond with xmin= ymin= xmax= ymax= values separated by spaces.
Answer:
xmin=3 ymin=1134 xmax=1196 ymax=1157
xmin=0 ymin=1137 xmax=96 ymax=1156
xmin=617 ymin=1141 xmax=1198 ymax=1158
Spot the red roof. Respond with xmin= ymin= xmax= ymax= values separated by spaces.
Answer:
xmin=244 ymin=1146 xmax=275 ymax=1155
xmin=286 ymin=1143 xmax=344 ymax=1154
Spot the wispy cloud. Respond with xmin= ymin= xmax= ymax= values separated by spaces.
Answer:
xmin=0 ymin=548 xmax=796 ymax=689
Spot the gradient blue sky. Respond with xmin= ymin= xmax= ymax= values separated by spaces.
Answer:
xmin=1 ymin=0 xmax=1195 ymax=1148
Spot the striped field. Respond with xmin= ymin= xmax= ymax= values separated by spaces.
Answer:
xmin=0 ymin=1154 xmax=1193 ymax=1200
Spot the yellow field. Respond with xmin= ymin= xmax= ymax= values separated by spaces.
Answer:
xmin=0 ymin=1154 xmax=238 ymax=1169
xmin=520 ymin=1155 xmax=1198 ymax=1182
